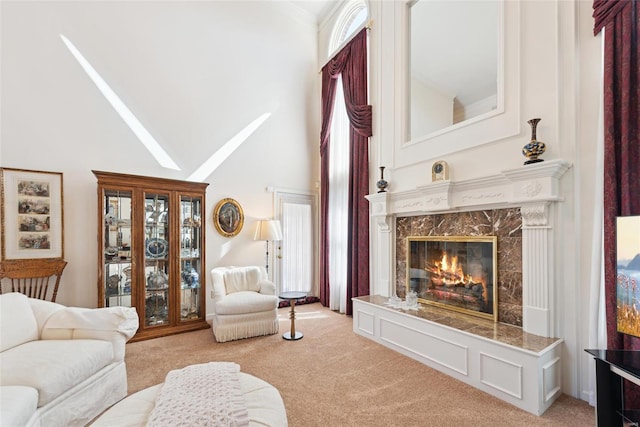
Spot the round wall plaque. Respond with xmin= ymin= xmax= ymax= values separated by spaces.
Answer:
xmin=213 ymin=198 xmax=244 ymax=237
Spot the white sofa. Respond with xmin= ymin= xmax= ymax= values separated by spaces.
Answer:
xmin=210 ymin=266 xmax=279 ymax=342
xmin=0 ymin=292 xmax=138 ymax=427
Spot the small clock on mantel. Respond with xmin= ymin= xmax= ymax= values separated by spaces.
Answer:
xmin=431 ymin=161 xmax=449 ymax=182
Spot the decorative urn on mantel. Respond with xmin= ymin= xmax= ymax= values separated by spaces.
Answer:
xmin=376 ymin=166 xmax=389 ymax=193
xmin=522 ymin=118 xmax=546 ymax=165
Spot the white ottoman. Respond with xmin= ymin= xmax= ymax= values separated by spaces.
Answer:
xmin=91 ymin=373 xmax=287 ymax=426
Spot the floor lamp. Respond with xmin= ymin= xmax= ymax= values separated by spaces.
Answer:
xmin=253 ymin=219 xmax=283 ymax=277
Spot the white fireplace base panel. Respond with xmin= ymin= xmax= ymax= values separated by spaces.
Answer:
xmin=352 ymin=297 xmax=563 ymax=416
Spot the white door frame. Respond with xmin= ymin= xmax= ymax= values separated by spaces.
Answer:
xmin=269 ymin=186 xmax=319 ymax=296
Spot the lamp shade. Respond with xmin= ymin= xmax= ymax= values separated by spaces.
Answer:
xmin=253 ymin=219 xmax=283 ymax=241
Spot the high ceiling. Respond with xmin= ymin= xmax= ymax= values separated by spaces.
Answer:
xmin=287 ymin=0 xmax=337 ymax=22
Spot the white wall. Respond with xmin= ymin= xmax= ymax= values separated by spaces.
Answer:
xmin=0 ymin=1 xmax=320 ymax=312
xmin=319 ymin=0 xmax=601 ymax=404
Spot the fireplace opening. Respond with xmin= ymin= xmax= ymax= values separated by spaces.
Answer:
xmin=407 ymin=236 xmax=497 ymax=321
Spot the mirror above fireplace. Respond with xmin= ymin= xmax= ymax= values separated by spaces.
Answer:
xmin=407 ymin=0 xmax=504 ymax=142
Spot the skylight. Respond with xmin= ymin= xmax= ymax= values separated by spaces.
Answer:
xmin=187 ymin=113 xmax=271 ymax=182
xmin=60 ymin=35 xmax=180 ymax=171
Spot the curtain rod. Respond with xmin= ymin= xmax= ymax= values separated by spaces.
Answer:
xmin=319 ymin=19 xmax=372 ymax=73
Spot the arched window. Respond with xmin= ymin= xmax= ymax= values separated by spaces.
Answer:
xmin=329 ymin=0 xmax=368 ymax=55
xmin=326 ymin=0 xmax=367 ymax=313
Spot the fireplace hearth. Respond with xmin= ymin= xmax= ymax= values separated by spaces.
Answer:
xmin=407 ymin=236 xmax=497 ymax=321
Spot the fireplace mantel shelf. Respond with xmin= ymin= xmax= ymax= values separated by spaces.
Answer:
xmin=366 ymin=159 xmax=571 ymax=216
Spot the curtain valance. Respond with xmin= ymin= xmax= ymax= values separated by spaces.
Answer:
xmin=320 ymin=28 xmax=372 ymax=149
xmin=593 ymin=0 xmax=633 ymax=35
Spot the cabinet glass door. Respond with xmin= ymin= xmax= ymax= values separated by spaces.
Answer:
xmin=180 ymin=195 xmax=203 ymax=321
xmin=103 ymin=190 xmax=132 ymax=308
xmin=144 ymin=193 xmax=170 ymax=327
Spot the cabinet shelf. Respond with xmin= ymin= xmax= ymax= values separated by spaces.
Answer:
xmin=107 ymin=292 xmax=132 ymax=297
xmin=94 ymin=170 xmax=210 ymax=342
xmin=105 ymin=259 xmax=132 ymax=264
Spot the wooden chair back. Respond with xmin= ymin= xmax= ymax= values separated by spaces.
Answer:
xmin=0 ymin=258 xmax=67 ymax=302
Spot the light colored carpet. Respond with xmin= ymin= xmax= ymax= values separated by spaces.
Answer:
xmin=125 ymin=303 xmax=594 ymax=426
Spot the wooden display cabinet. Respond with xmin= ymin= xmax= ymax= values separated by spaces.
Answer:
xmin=93 ymin=171 xmax=209 ymax=341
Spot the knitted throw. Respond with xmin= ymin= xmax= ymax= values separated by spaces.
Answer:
xmin=146 ymin=362 xmax=249 ymax=427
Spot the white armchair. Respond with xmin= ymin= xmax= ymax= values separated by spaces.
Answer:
xmin=210 ymin=266 xmax=279 ymax=343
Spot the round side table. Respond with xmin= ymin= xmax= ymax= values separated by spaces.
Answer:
xmin=279 ymin=291 xmax=307 ymax=340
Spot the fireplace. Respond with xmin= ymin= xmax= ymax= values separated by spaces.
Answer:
xmin=367 ymin=159 xmax=571 ymax=335
xmin=360 ymin=161 xmax=571 ymax=415
xmin=407 ymin=236 xmax=497 ymax=321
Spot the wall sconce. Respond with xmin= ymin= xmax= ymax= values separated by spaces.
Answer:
xmin=253 ymin=219 xmax=283 ymax=275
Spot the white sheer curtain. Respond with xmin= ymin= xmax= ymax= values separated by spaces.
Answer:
xmin=281 ymin=202 xmax=313 ymax=293
xmin=587 ymin=34 xmax=607 ymax=406
xmin=328 ymin=76 xmax=349 ymax=313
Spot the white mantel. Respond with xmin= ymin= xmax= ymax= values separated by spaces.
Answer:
xmin=366 ymin=159 xmax=572 ymax=338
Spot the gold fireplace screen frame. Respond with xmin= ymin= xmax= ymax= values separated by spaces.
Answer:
xmin=406 ymin=235 xmax=498 ymax=321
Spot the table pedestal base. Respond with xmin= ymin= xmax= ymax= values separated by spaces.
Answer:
xmin=279 ymin=291 xmax=306 ymax=341
xmin=282 ymin=331 xmax=303 ymax=341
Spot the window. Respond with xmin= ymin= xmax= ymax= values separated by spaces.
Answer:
xmin=328 ymin=0 xmax=368 ymax=56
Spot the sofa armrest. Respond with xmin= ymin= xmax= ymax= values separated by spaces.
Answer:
xmin=28 ymin=298 xmax=65 ymax=337
xmin=39 ymin=306 xmax=138 ymax=360
xmin=258 ymin=280 xmax=276 ymax=296
xmin=210 ymin=269 xmax=229 ymax=308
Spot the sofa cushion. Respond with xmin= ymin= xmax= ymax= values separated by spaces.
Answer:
xmin=0 ymin=339 xmax=114 ymax=407
xmin=0 ymin=385 xmax=38 ymax=426
xmin=0 ymin=293 xmax=38 ymax=352
xmin=223 ymin=267 xmax=262 ymax=294
xmin=215 ymin=291 xmax=277 ymax=315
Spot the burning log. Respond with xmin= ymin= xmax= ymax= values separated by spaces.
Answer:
xmin=430 ymin=276 xmax=483 ymax=291
xmin=425 ymin=252 xmax=484 ymax=290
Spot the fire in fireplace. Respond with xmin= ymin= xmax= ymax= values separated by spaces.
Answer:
xmin=406 ymin=236 xmax=497 ymax=321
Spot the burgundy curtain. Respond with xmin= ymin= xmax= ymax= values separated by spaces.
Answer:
xmin=319 ymin=57 xmax=338 ymax=308
xmin=593 ymin=0 xmax=640 ymax=351
xmin=319 ymin=29 xmax=372 ymax=315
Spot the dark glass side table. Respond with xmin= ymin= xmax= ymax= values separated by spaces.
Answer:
xmin=279 ymin=291 xmax=306 ymax=340
xmin=585 ymin=349 xmax=640 ymax=426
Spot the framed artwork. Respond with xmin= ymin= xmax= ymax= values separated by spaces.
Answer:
xmin=1 ymin=168 xmax=64 ymax=260
xmin=213 ymin=198 xmax=244 ymax=237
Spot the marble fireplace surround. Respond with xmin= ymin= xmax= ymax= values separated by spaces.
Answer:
xmin=398 ymin=210 xmax=519 ymax=325
xmin=366 ymin=159 xmax=572 ymax=338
